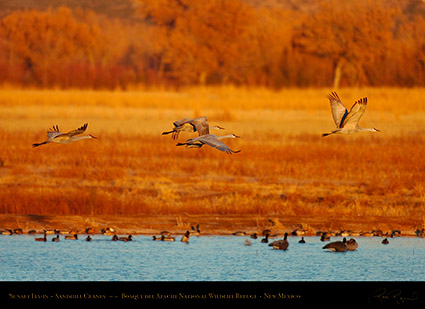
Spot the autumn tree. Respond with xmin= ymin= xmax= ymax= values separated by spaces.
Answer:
xmin=0 ymin=1 xmax=425 ymax=88
xmin=389 ymin=12 xmax=425 ymax=86
xmin=0 ymin=7 xmax=104 ymax=87
xmin=138 ymin=0 xmax=262 ymax=86
xmin=0 ymin=7 xmax=152 ymax=89
xmin=292 ymin=0 xmax=401 ymax=88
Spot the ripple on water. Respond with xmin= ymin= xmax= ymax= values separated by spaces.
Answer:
xmin=0 ymin=235 xmax=424 ymax=281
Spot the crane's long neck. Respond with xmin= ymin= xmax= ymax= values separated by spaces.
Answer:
xmin=358 ymin=126 xmax=379 ymax=132
xmin=70 ymin=135 xmax=94 ymax=141
xmin=216 ymin=134 xmax=236 ymax=140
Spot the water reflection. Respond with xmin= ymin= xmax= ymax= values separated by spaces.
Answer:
xmin=0 ymin=235 xmax=424 ymax=281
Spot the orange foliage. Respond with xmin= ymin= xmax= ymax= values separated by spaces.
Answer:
xmin=0 ymin=0 xmax=424 ymax=88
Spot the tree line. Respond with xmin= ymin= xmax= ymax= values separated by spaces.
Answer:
xmin=0 ymin=0 xmax=424 ymax=89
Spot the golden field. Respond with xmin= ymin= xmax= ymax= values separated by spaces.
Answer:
xmin=0 ymin=87 xmax=424 ymax=235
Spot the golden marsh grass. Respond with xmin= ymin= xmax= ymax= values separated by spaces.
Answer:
xmin=0 ymin=87 xmax=424 ymax=233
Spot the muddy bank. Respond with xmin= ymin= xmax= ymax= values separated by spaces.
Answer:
xmin=0 ymin=214 xmax=423 ymax=237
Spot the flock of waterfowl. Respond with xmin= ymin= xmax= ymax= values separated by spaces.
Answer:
xmin=33 ymin=232 xmax=130 ymax=242
xmin=31 ymin=92 xmax=380 ymax=153
xmin=1 ymin=225 xmax=424 ymax=251
xmin=237 ymin=228 xmax=417 ymax=252
xmin=7 ymin=227 xmax=193 ymax=243
xmin=0 ymin=224 xmax=199 ymax=243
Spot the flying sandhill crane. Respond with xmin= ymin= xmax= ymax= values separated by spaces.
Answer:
xmin=176 ymin=134 xmax=241 ymax=154
xmin=162 ymin=116 xmax=224 ymax=140
xmin=32 ymin=123 xmax=97 ymax=147
xmin=322 ymin=92 xmax=380 ymax=137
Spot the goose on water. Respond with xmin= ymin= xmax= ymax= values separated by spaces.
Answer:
xmin=34 ymin=233 xmax=47 ymax=242
xmin=346 ymin=238 xmax=358 ymax=251
xmin=181 ymin=231 xmax=190 ymax=243
xmin=322 ymin=237 xmax=348 ymax=252
xmin=269 ymin=233 xmax=289 ymax=250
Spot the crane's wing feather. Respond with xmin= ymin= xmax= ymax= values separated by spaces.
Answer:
xmin=190 ymin=116 xmax=210 ymax=136
xmin=173 ymin=118 xmax=191 ymax=127
xmin=327 ymin=92 xmax=348 ymax=128
xmin=47 ymin=125 xmax=63 ymax=139
xmin=196 ymin=135 xmax=235 ymax=154
xmin=341 ymin=98 xmax=367 ymax=129
xmin=163 ymin=118 xmax=195 ymax=140
xmin=66 ymin=123 xmax=88 ymax=137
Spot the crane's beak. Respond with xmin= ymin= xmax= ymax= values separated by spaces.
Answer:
xmin=374 ymin=128 xmax=381 ymax=132
xmin=89 ymin=134 xmax=98 ymax=139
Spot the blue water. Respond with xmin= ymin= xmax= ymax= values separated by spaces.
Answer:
xmin=0 ymin=235 xmax=424 ymax=281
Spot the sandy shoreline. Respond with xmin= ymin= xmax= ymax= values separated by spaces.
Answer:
xmin=0 ymin=214 xmax=423 ymax=238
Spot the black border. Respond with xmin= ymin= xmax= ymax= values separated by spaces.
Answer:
xmin=2 ymin=281 xmax=424 ymax=306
